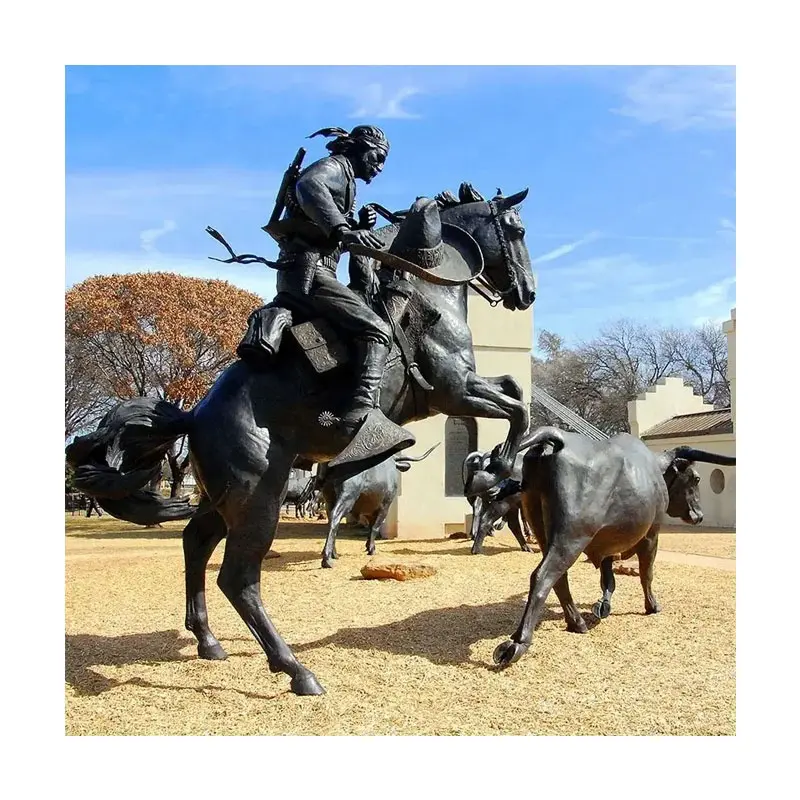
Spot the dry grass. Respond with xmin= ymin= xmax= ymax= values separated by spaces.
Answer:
xmin=66 ymin=514 xmax=735 ymax=736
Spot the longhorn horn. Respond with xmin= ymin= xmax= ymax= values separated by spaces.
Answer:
xmin=394 ymin=442 xmax=440 ymax=464
xmin=671 ymin=447 xmax=736 ymax=466
xmin=495 ymin=188 xmax=529 ymax=211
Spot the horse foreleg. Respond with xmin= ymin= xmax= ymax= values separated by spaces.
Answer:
xmin=448 ymin=373 xmax=528 ymax=495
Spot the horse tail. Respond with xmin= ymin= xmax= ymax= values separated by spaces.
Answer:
xmin=65 ymin=397 xmax=198 ymax=526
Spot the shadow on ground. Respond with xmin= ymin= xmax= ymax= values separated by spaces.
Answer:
xmin=65 ymin=630 xmax=282 ymax=700
xmin=293 ymin=594 xmax=598 ymax=669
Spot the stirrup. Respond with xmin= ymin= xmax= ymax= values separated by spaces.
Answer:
xmin=328 ymin=409 xmax=415 ymax=468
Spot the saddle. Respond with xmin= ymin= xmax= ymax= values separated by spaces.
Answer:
xmin=236 ymin=279 xmax=440 ymax=389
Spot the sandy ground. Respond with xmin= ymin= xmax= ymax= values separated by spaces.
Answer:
xmin=65 ymin=515 xmax=735 ymax=736
xmin=658 ymin=532 xmax=735 ymax=559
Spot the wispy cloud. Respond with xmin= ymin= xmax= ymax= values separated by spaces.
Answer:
xmin=614 ymin=66 xmax=735 ymax=131
xmin=534 ymin=231 xmax=601 ymax=264
xmin=350 ymin=84 xmax=421 ymax=119
xmin=718 ymin=218 xmax=736 ymax=234
xmin=140 ymin=220 xmax=177 ymax=253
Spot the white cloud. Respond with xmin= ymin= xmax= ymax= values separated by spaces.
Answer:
xmin=718 ymin=218 xmax=736 ymax=234
xmin=614 ymin=66 xmax=735 ymax=131
xmin=140 ymin=220 xmax=177 ymax=253
xmin=350 ymin=84 xmax=421 ymax=119
xmin=534 ymin=231 xmax=601 ymax=264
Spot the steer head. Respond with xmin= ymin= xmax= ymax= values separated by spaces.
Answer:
xmin=658 ymin=447 xmax=736 ymax=526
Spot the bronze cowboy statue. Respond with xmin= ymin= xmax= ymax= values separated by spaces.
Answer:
xmin=206 ymin=124 xmax=484 ymax=468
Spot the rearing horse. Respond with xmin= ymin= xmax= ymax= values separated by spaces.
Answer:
xmin=67 ymin=183 xmax=535 ymax=696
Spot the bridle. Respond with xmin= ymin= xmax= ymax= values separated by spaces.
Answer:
xmin=469 ymin=200 xmax=519 ymax=307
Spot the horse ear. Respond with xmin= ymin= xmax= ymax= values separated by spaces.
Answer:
xmin=496 ymin=188 xmax=529 ymax=210
xmin=458 ymin=182 xmax=485 ymax=203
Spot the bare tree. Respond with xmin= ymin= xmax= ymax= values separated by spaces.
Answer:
xmin=531 ymin=319 xmax=731 ymax=436
xmin=65 ymin=333 xmax=113 ymax=440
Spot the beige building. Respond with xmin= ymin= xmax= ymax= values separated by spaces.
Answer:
xmin=627 ymin=308 xmax=736 ymax=530
xmin=384 ymin=291 xmax=533 ymax=539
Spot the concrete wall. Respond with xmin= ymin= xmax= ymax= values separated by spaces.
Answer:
xmin=386 ymin=292 xmax=533 ymax=540
xmin=627 ymin=377 xmax=714 ymax=439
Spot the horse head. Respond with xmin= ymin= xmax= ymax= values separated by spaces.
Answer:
xmin=438 ymin=183 xmax=535 ymax=311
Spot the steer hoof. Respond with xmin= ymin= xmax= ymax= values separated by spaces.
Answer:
xmin=593 ymin=599 xmax=611 ymax=619
xmin=290 ymin=670 xmax=326 ymax=696
xmin=493 ymin=639 xmax=529 ymax=668
xmin=198 ymin=642 xmax=228 ymax=661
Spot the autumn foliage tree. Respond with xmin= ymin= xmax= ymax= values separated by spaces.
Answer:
xmin=66 ymin=272 xmax=262 ymax=495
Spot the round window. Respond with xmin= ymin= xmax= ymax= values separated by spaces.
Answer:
xmin=710 ymin=469 xmax=725 ymax=494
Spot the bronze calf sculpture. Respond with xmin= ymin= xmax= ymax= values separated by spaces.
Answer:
xmin=492 ymin=426 xmax=736 ymax=668
xmin=316 ymin=444 xmax=438 ymax=568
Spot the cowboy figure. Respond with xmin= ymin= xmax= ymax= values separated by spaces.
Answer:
xmin=251 ymin=125 xmax=393 ymax=434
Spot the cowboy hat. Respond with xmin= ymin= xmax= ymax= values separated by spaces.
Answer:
xmin=346 ymin=197 xmax=484 ymax=286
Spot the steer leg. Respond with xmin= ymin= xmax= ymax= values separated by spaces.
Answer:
xmin=504 ymin=500 xmax=533 ymax=553
xmin=553 ymin=574 xmax=589 ymax=633
xmin=592 ymin=556 xmax=616 ymax=619
xmin=366 ymin=501 xmax=391 ymax=556
xmin=637 ymin=525 xmax=661 ymax=614
xmin=322 ymin=485 xmax=358 ymax=568
xmin=493 ymin=523 xmax=592 ymax=668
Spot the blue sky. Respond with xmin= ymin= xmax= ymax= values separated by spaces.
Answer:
xmin=66 ymin=66 xmax=735 ymax=348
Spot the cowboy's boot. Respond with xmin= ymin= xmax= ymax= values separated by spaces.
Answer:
xmin=328 ymin=339 xmax=415 ymax=468
xmin=341 ymin=338 xmax=390 ymax=428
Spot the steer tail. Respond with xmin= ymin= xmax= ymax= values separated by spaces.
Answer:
xmin=394 ymin=442 xmax=440 ymax=465
xmin=517 ymin=426 xmax=566 ymax=457
xmin=672 ymin=447 xmax=736 ymax=466
xmin=65 ymin=397 xmax=198 ymax=526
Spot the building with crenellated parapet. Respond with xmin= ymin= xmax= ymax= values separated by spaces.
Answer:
xmin=627 ymin=308 xmax=736 ymax=529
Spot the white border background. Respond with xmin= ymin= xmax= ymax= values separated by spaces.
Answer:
xmin=4 ymin=0 xmax=794 ymax=794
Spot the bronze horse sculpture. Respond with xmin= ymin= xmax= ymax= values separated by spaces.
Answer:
xmin=67 ymin=184 xmax=535 ymax=696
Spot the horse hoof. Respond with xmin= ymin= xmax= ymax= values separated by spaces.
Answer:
xmin=321 ymin=557 xmax=334 ymax=569
xmin=366 ymin=546 xmax=376 ymax=555
xmin=493 ymin=639 xmax=529 ymax=668
xmin=593 ymin=599 xmax=611 ymax=619
xmin=198 ymin=642 xmax=228 ymax=661
xmin=567 ymin=618 xmax=589 ymax=634
xmin=645 ymin=602 xmax=661 ymax=615
xmin=290 ymin=671 xmax=326 ymax=696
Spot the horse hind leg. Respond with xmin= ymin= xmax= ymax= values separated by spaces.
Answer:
xmin=218 ymin=459 xmax=325 ymax=696
xmin=183 ymin=510 xmax=228 ymax=660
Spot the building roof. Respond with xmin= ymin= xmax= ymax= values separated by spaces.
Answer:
xmin=641 ymin=408 xmax=733 ymax=440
